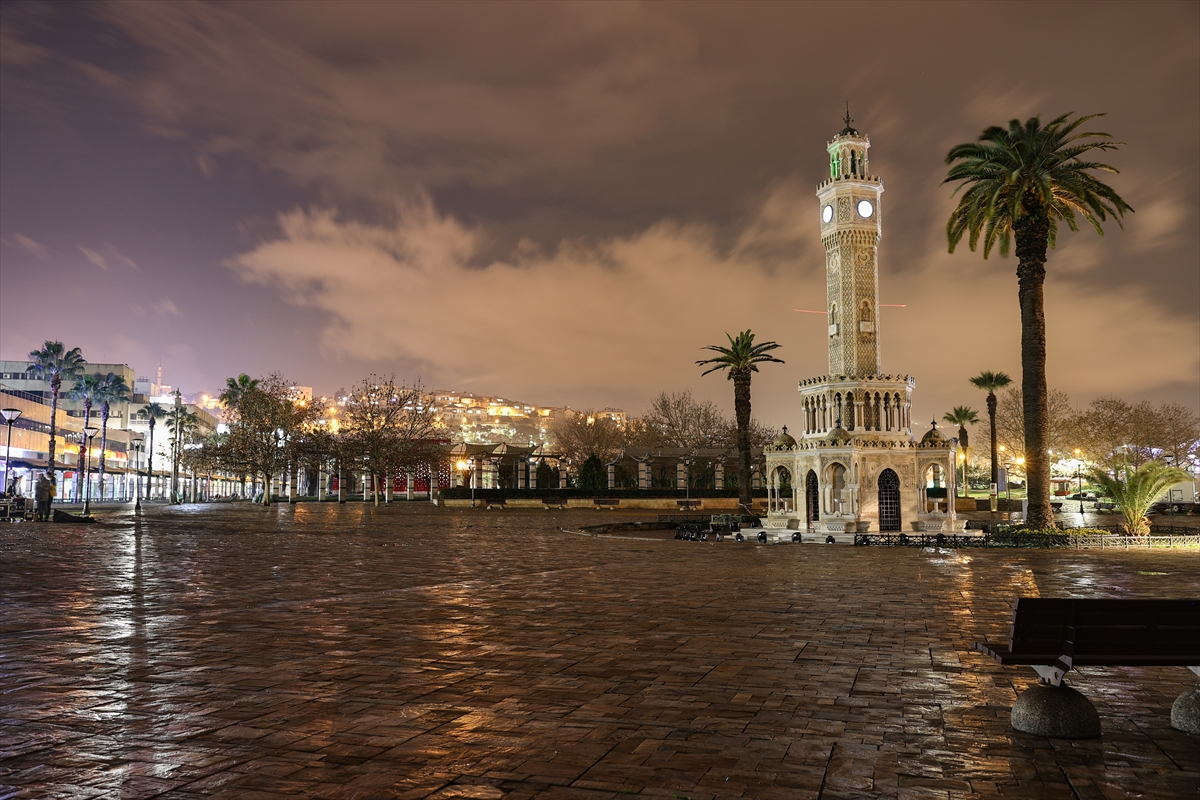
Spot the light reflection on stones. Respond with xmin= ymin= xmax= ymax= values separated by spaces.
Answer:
xmin=1 ymin=503 xmax=1196 ymax=798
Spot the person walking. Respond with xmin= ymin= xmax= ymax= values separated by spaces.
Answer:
xmin=35 ymin=472 xmax=53 ymax=521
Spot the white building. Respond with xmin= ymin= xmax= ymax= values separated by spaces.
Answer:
xmin=764 ymin=115 xmax=961 ymax=534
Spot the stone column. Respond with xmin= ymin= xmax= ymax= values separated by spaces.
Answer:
xmin=607 ymin=463 xmax=615 ymax=490
xmin=406 ymin=470 xmax=415 ymax=501
xmin=318 ymin=466 xmax=326 ymax=502
xmin=385 ymin=472 xmax=394 ymax=503
xmin=558 ymin=464 xmax=568 ymax=489
xmin=638 ymin=460 xmax=651 ymax=490
xmin=714 ymin=461 xmax=724 ymax=490
xmin=518 ymin=461 xmax=526 ymax=489
xmin=677 ymin=460 xmax=688 ymax=490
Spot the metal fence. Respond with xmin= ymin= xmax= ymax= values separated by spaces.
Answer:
xmin=853 ymin=531 xmax=1200 ymax=549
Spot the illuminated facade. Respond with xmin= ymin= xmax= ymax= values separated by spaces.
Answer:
xmin=764 ymin=116 xmax=960 ymax=534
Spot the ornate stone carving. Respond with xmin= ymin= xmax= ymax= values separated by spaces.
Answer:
xmin=837 ymin=196 xmax=852 ymax=223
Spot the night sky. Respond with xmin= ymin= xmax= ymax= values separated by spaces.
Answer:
xmin=2 ymin=1 xmax=1197 ymax=428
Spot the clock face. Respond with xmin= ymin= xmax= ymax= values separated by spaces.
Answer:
xmin=821 ymin=205 xmax=833 ymax=224
xmin=857 ymin=199 xmax=874 ymax=218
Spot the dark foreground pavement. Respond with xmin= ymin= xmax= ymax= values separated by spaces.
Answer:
xmin=1 ymin=504 xmax=1197 ymax=799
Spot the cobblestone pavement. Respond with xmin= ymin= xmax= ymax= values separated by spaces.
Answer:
xmin=2 ymin=504 xmax=1197 ymax=800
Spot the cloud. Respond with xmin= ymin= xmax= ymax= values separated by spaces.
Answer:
xmin=228 ymin=190 xmax=1197 ymax=422
xmin=152 ymin=299 xmax=182 ymax=318
xmin=5 ymin=233 xmax=54 ymax=260
xmin=77 ymin=243 xmax=139 ymax=272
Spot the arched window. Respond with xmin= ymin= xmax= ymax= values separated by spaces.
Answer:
xmin=845 ymin=392 xmax=855 ymax=429
xmin=826 ymin=462 xmax=846 ymax=514
xmin=925 ymin=464 xmax=945 ymax=488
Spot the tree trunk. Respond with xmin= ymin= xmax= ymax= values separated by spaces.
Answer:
xmin=1014 ymin=212 xmax=1054 ymax=528
xmin=146 ymin=424 xmax=155 ymax=502
xmin=987 ymin=393 xmax=999 ymax=487
xmin=733 ymin=371 xmax=753 ymax=507
xmin=48 ymin=378 xmax=60 ymax=495
xmin=98 ymin=405 xmax=110 ymax=501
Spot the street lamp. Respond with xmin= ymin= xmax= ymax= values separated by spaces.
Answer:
xmin=132 ymin=434 xmax=144 ymax=513
xmin=1 ymin=408 xmax=21 ymax=496
xmin=83 ymin=425 xmax=99 ymax=517
xmin=456 ymin=458 xmax=475 ymax=507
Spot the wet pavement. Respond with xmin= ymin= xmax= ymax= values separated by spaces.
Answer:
xmin=1 ymin=503 xmax=1197 ymax=799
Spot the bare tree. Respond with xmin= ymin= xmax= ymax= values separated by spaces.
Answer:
xmin=549 ymin=410 xmax=625 ymax=466
xmin=1077 ymin=397 xmax=1200 ymax=469
xmin=639 ymin=391 xmax=729 ymax=449
xmin=995 ymin=386 xmax=1075 ymax=466
xmin=340 ymin=375 xmax=438 ymax=504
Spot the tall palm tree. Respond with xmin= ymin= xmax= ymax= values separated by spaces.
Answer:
xmin=946 ymin=113 xmax=1132 ymax=528
xmin=65 ymin=372 xmax=103 ymax=502
xmin=942 ymin=406 xmax=979 ymax=496
xmin=165 ymin=406 xmax=201 ymax=501
xmin=697 ymin=330 xmax=784 ymax=508
xmin=93 ymin=373 xmax=131 ymax=501
xmin=1090 ymin=461 xmax=1190 ymax=536
xmin=969 ymin=371 xmax=1011 ymax=491
xmin=137 ymin=403 xmax=167 ymax=501
xmin=26 ymin=341 xmax=85 ymax=505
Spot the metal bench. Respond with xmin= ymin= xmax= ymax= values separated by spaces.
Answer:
xmin=973 ymin=598 xmax=1200 ymax=737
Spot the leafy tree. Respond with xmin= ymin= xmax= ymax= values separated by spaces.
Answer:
xmin=577 ymin=453 xmax=606 ymax=493
xmin=943 ymin=406 xmax=978 ymax=496
xmin=697 ymin=330 xmax=784 ymax=507
xmin=136 ymin=402 xmax=168 ymax=500
xmin=220 ymin=373 xmax=316 ymax=505
xmin=947 ymin=113 xmax=1132 ymax=528
xmin=535 ymin=460 xmax=554 ymax=489
xmin=1089 ymin=461 xmax=1190 ymax=535
xmin=92 ymin=373 xmax=130 ymax=501
xmin=65 ymin=372 xmax=103 ymax=502
xmin=26 ymin=341 xmax=85 ymax=499
xmin=969 ymin=371 xmax=1012 ymax=490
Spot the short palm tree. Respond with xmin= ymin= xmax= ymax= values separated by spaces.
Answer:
xmin=697 ymin=330 xmax=784 ymax=507
xmin=137 ymin=403 xmax=167 ymax=500
xmin=946 ymin=113 xmax=1132 ymax=529
xmin=66 ymin=372 xmax=104 ymax=502
xmin=220 ymin=373 xmax=259 ymax=409
xmin=942 ymin=406 xmax=979 ymax=495
xmin=26 ymin=341 xmax=85 ymax=499
xmin=969 ymin=371 xmax=1011 ymax=492
xmin=93 ymin=373 xmax=130 ymax=501
xmin=1090 ymin=461 xmax=1190 ymax=535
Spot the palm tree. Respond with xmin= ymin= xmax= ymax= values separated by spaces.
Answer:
xmin=26 ymin=342 xmax=85 ymax=505
xmin=220 ymin=373 xmax=259 ymax=408
xmin=969 ymin=371 xmax=1011 ymax=492
xmin=942 ymin=406 xmax=979 ymax=496
xmin=1090 ymin=461 xmax=1190 ymax=535
xmin=137 ymin=403 xmax=167 ymax=501
xmin=65 ymin=372 xmax=104 ymax=502
xmin=93 ymin=373 xmax=131 ymax=501
xmin=946 ymin=113 xmax=1132 ymax=529
xmin=697 ymin=330 xmax=784 ymax=508
xmin=165 ymin=406 xmax=201 ymax=501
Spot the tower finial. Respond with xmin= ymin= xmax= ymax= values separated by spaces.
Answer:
xmin=839 ymin=102 xmax=859 ymax=136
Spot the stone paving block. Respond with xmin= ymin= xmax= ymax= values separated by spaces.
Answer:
xmin=2 ymin=506 xmax=1198 ymax=798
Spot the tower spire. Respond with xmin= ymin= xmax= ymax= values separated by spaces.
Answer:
xmin=839 ymin=102 xmax=859 ymax=136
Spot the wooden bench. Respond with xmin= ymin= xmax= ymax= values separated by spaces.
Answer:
xmin=676 ymin=499 xmax=701 ymax=511
xmin=542 ymin=497 xmax=567 ymax=509
xmin=594 ymin=498 xmax=620 ymax=509
xmin=974 ymin=598 xmax=1200 ymax=737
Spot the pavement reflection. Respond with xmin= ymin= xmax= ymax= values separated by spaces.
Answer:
xmin=1 ymin=503 xmax=1196 ymax=798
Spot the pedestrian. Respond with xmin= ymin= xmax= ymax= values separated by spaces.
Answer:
xmin=35 ymin=472 xmax=53 ymax=521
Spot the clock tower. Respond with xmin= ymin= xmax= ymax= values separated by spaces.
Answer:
xmin=816 ymin=111 xmax=883 ymax=377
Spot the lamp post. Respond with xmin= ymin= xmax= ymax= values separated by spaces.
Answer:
xmin=83 ymin=425 xmax=99 ymax=517
xmin=132 ymin=435 xmax=144 ymax=513
xmin=1 ymin=408 xmax=21 ymax=496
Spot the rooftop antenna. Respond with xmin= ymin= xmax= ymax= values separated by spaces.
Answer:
xmin=844 ymin=101 xmax=852 ymax=130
